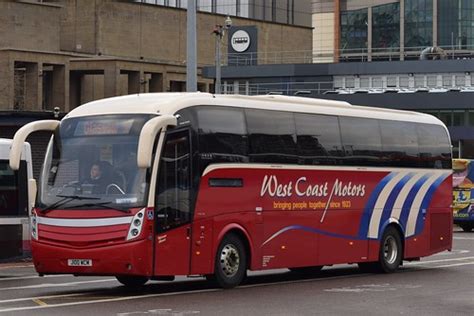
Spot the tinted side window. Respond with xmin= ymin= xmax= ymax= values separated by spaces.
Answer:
xmin=246 ymin=109 xmax=298 ymax=164
xmin=417 ymin=124 xmax=452 ymax=169
xmin=340 ymin=117 xmax=382 ymax=166
xmin=197 ymin=106 xmax=249 ymax=171
xmin=295 ymin=113 xmax=343 ymax=165
xmin=0 ymin=160 xmax=28 ymax=217
xmin=380 ymin=120 xmax=419 ymax=167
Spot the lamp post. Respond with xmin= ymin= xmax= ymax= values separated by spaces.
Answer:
xmin=213 ymin=16 xmax=232 ymax=94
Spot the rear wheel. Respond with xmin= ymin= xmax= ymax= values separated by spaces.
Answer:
xmin=358 ymin=226 xmax=403 ymax=273
xmin=212 ymin=234 xmax=247 ymax=289
xmin=116 ymin=276 xmax=149 ymax=287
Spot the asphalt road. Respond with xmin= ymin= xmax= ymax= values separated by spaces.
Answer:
xmin=0 ymin=228 xmax=473 ymax=316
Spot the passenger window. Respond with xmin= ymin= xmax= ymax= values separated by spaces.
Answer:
xmin=246 ymin=109 xmax=298 ymax=164
xmin=295 ymin=113 xmax=343 ymax=165
xmin=340 ymin=117 xmax=382 ymax=166
xmin=417 ymin=124 xmax=452 ymax=169
xmin=380 ymin=120 xmax=419 ymax=167
xmin=156 ymin=130 xmax=192 ymax=233
xmin=197 ymin=106 xmax=248 ymax=171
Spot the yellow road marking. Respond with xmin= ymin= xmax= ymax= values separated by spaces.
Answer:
xmin=32 ymin=299 xmax=47 ymax=306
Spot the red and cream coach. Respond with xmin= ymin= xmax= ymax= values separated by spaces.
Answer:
xmin=9 ymin=93 xmax=452 ymax=288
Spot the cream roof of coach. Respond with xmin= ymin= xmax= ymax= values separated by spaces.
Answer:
xmin=65 ymin=92 xmax=443 ymax=126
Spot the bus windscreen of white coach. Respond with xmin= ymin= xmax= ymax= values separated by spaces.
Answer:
xmin=39 ymin=114 xmax=153 ymax=211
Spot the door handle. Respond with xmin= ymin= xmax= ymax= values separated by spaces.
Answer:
xmin=186 ymin=227 xmax=191 ymax=239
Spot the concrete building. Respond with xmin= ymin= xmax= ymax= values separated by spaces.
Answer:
xmin=0 ymin=0 xmax=312 ymax=178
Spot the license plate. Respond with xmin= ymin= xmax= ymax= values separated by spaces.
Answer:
xmin=67 ymin=259 xmax=92 ymax=267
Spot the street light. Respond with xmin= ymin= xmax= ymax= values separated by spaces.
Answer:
xmin=212 ymin=16 xmax=232 ymax=94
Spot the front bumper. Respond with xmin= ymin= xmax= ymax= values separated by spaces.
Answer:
xmin=32 ymin=238 xmax=153 ymax=276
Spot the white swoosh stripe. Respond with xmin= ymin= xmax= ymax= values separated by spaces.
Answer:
xmin=38 ymin=216 xmax=133 ymax=227
xmin=367 ymin=172 xmax=407 ymax=239
xmin=405 ymin=172 xmax=445 ymax=237
xmin=390 ymin=172 xmax=428 ymax=221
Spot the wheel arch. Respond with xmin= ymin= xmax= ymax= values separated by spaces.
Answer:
xmin=216 ymin=223 xmax=253 ymax=270
xmin=382 ymin=219 xmax=405 ymax=260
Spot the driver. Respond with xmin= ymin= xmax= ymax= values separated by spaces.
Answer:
xmin=83 ymin=162 xmax=108 ymax=194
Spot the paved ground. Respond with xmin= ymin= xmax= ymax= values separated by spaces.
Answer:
xmin=0 ymin=228 xmax=473 ymax=316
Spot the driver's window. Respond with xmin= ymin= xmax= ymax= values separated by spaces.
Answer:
xmin=156 ymin=130 xmax=191 ymax=233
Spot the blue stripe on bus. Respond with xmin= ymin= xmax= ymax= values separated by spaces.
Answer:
xmin=399 ymin=174 xmax=431 ymax=233
xmin=357 ymin=172 xmax=398 ymax=239
xmin=414 ymin=173 xmax=450 ymax=236
xmin=261 ymin=225 xmax=365 ymax=246
xmin=377 ymin=172 xmax=414 ymax=238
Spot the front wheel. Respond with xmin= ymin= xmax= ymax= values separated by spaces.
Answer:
xmin=116 ymin=276 xmax=149 ymax=287
xmin=212 ymin=234 xmax=247 ymax=289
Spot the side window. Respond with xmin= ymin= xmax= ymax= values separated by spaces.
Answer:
xmin=0 ymin=160 xmax=28 ymax=217
xmin=417 ymin=124 xmax=452 ymax=169
xmin=156 ymin=130 xmax=192 ymax=233
xmin=246 ymin=109 xmax=298 ymax=164
xmin=340 ymin=117 xmax=383 ymax=166
xmin=380 ymin=120 xmax=419 ymax=167
xmin=197 ymin=106 xmax=248 ymax=172
xmin=295 ymin=113 xmax=343 ymax=165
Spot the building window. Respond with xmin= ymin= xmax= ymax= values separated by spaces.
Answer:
xmin=340 ymin=8 xmax=368 ymax=53
xmin=372 ymin=2 xmax=400 ymax=51
xmin=427 ymin=75 xmax=437 ymax=87
xmin=216 ymin=0 xmax=237 ymax=16
xmin=372 ymin=77 xmax=383 ymax=88
xmin=438 ymin=0 xmax=474 ymax=50
xmin=438 ymin=111 xmax=452 ymax=126
xmin=405 ymin=0 xmax=433 ymax=49
xmin=469 ymin=111 xmax=474 ymax=126
xmin=453 ymin=111 xmax=465 ymax=126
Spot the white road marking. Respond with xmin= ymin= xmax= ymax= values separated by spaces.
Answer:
xmin=0 ymin=292 xmax=93 ymax=304
xmin=453 ymin=236 xmax=474 ymax=240
xmin=324 ymin=283 xmax=422 ymax=293
xmin=405 ymin=256 xmax=474 ymax=266
xmin=0 ymin=264 xmax=34 ymax=269
xmin=435 ymin=262 xmax=474 ymax=268
xmin=0 ymin=274 xmax=69 ymax=282
xmin=0 ymin=278 xmax=116 ymax=291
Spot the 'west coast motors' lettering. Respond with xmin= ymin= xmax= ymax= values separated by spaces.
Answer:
xmin=260 ymin=175 xmax=366 ymax=198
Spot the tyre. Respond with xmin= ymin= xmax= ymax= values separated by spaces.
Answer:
xmin=212 ymin=234 xmax=247 ymax=289
xmin=358 ymin=226 xmax=403 ymax=273
xmin=378 ymin=226 xmax=403 ymax=273
xmin=459 ymin=224 xmax=473 ymax=232
xmin=289 ymin=266 xmax=323 ymax=275
xmin=116 ymin=276 xmax=149 ymax=287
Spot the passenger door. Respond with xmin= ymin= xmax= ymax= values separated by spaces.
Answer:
xmin=154 ymin=129 xmax=193 ymax=276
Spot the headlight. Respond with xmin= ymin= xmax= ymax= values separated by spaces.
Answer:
xmin=31 ymin=209 xmax=38 ymax=240
xmin=126 ymin=209 xmax=145 ymax=241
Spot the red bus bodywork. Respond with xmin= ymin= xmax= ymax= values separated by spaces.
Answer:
xmin=31 ymin=165 xmax=452 ymax=277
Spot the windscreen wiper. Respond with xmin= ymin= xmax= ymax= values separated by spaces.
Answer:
xmin=70 ymin=201 xmax=131 ymax=213
xmin=40 ymin=194 xmax=101 ymax=214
